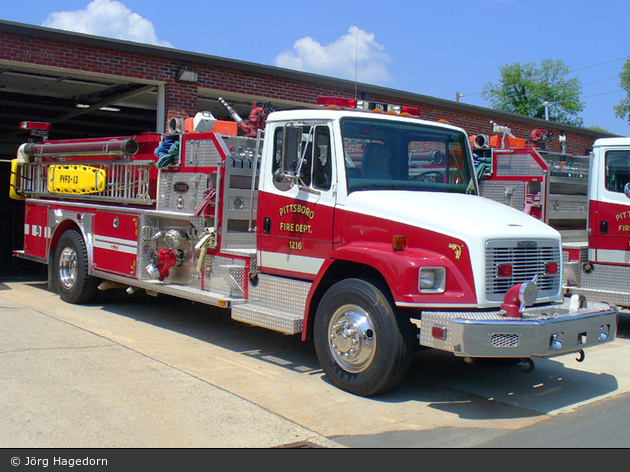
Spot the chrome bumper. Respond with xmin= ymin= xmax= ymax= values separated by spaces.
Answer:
xmin=419 ymin=300 xmax=618 ymax=359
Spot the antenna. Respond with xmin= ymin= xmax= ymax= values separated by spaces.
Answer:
xmin=354 ymin=9 xmax=358 ymax=100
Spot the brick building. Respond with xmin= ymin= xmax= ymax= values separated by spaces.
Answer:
xmin=0 ymin=19 xmax=616 ymax=276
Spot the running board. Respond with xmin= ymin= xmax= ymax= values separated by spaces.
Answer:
xmin=231 ymin=274 xmax=311 ymax=335
xmin=91 ymin=270 xmax=244 ymax=307
xmin=231 ymin=304 xmax=304 ymax=334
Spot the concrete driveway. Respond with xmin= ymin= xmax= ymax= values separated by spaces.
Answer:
xmin=1 ymin=280 xmax=629 ymax=448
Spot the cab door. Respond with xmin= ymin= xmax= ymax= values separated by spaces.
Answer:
xmin=590 ymin=145 xmax=630 ymax=265
xmin=257 ymin=122 xmax=336 ymax=279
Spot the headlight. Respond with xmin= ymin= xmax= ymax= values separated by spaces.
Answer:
xmin=419 ymin=267 xmax=446 ymax=293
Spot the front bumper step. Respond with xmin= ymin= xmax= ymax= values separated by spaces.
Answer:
xmin=419 ymin=299 xmax=617 ymax=359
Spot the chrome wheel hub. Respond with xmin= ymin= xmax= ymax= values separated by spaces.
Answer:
xmin=58 ymin=247 xmax=78 ymax=290
xmin=328 ymin=304 xmax=376 ymax=373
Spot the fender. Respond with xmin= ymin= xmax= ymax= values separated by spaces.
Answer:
xmin=47 ymin=208 xmax=95 ymax=270
xmin=302 ymin=241 xmax=477 ymax=340
xmin=302 ymin=258 xmax=336 ymax=340
xmin=46 ymin=213 xmax=93 ymax=293
xmin=330 ymin=241 xmax=476 ymax=304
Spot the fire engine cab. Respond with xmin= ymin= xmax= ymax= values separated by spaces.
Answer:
xmin=9 ymin=97 xmax=618 ymax=396
xmin=574 ymin=137 xmax=630 ymax=306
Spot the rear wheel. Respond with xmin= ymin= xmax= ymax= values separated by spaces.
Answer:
xmin=314 ymin=278 xmax=414 ymax=396
xmin=52 ymin=229 xmax=98 ymax=304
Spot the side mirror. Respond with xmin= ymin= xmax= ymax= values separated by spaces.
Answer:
xmin=273 ymin=168 xmax=295 ymax=191
xmin=624 ymin=182 xmax=630 ymax=199
xmin=282 ymin=126 xmax=301 ymax=174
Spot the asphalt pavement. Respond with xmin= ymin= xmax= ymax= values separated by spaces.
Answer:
xmin=0 ymin=280 xmax=339 ymax=449
xmin=1 ymin=279 xmax=629 ymax=450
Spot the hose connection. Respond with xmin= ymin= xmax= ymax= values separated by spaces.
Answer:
xmin=501 ymin=275 xmax=539 ymax=318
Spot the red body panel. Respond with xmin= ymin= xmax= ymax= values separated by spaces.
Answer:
xmin=338 ymin=209 xmax=476 ymax=305
xmin=257 ymin=191 xmax=335 ymax=279
xmin=564 ymin=247 xmax=582 ymax=262
xmin=589 ymin=199 xmax=630 ymax=265
xmin=93 ymin=211 xmax=140 ymax=277
xmin=24 ymin=203 xmax=49 ymax=259
xmin=257 ymin=189 xmax=476 ymax=305
xmin=589 ymin=200 xmax=630 ymax=250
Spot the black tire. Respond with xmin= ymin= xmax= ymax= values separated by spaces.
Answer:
xmin=313 ymin=278 xmax=414 ymax=396
xmin=52 ymin=229 xmax=98 ymax=304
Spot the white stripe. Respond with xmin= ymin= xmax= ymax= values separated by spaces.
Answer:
xmin=397 ymin=302 xmax=479 ymax=309
xmin=260 ymin=251 xmax=324 ymax=275
xmin=94 ymin=235 xmax=138 ymax=247
xmin=24 ymin=224 xmax=51 ymax=239
xmin=94 ymin=235 xmax=137 ymax=255
xmin=596 ymin=248 xmax=630 ymax=264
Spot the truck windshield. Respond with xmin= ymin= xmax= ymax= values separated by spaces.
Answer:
xmin=341 ymin=117 xmax=476 ymax=195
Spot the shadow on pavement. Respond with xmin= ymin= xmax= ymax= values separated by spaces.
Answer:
xmin=19 ymin=281 xmax=622 ymax=421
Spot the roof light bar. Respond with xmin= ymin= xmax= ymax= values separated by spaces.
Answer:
xmin=400 ymin=106 xmax=421 ymax=117
xmin=316 ymin=97 xmax=421 ymax=118
xmin=316 ymin=96 xmax=357 ymax=108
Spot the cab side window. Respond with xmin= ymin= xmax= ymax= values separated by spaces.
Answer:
xmin=271 ymin=124 xmax=332 ymax=192
xmin=605 ymin=150 xmax=630 ymax=193
xmin=312 ymin=126 xmax=332 ymax=190
xmin=272 ymin=127 xmax=283 ymax=175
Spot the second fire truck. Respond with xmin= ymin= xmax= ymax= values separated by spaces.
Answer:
xmin=473 ymin=125 xmax=630 ymax=310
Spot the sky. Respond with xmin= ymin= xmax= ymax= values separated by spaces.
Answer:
xmin=3 ymin=0 xmax=630 ymax=137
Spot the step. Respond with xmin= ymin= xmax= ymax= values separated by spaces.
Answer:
xmin=231 ymin=303 xmax=303 ymax=335
xmin=231 ymin=274 xmax=311 ymax=335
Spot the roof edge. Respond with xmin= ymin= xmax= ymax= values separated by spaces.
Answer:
xmin=0 ymin=19 xmax=619 ymax=138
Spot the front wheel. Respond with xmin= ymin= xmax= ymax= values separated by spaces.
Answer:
xmin=313 ymin=278 xmax=414 ymax=396
xmin=52 ymin=229 xmax=98 ymax=304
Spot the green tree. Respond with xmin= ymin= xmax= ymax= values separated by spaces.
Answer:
xmin=614 ymin=58 xmax=630 ymax=123
xmin=481 ymin=58 xmax=584 ymax=126
xmin=586 ymin=125 xmax=611 ymax=134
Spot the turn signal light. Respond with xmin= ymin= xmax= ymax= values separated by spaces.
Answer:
xmin=392 ymin=235 xmax=407 ymax=251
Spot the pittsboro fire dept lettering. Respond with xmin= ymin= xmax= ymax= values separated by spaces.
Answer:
xmin=278 ymin=204 xmax=315 ymax=250
xmin=279 ymin=222 xmax=312 ymax=234
xmin=278 ymin=204 xmax=315 ymax=219
xmin=278 ymin=204 xmax=315 ymax=235
xmin=615 ymin=211 xmax=630 ymax=232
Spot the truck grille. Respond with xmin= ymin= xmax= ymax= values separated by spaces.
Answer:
xmin=485 ymin=239 xmax=561 ymax=301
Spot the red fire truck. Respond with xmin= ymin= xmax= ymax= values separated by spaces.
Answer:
xmin=9 ymin=97 xmax=618 ymax=396
xmin=475 ymin=130 xmax=630 ymax=309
